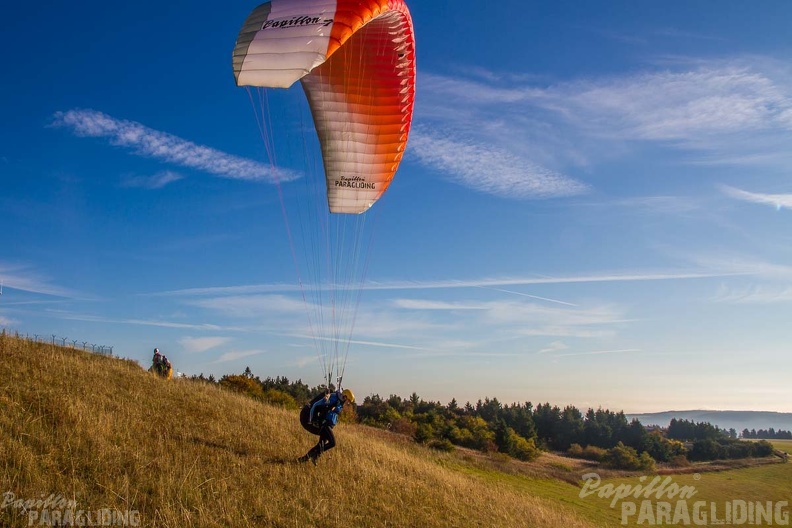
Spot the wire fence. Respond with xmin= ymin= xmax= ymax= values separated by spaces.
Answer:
xmin=1 ymin=328 xmax=114 ymax=356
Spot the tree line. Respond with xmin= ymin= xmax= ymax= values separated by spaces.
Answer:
xmin=741 ymin=427 xmax=792 ymax=440
xmin=190 ymin=369 xmax=777 ymax=469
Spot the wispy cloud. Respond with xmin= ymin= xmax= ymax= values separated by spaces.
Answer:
xmin=213 ymin=349 xmax=265 ymax=363
xmin=154 ymin=268 xmax=751 ymax=298
xmin=391 ymin=299 xmax=488 ymax=310
xmin=474 ymin=286 xmax=577 ymax=306
xmin=415 ymin=58 xmax=792 ymax=196
xmin=554 ymin=348 xmax=641 ymax=358
xmin=713 ymin=284 xmax=792 ymax=304
xmin=279 ymin=332 xmax=429 ymax=351
xmin=122 ymin=170 xmax=184 ymax=189
xmin=179 ymin=336 xmax=232 ymax=353
xmin=0 ymin=262 xmax=79 ymax=298
xmin=484 ymin=300 xmax=628 ymax=333
xmin=147 ymin=266 xmax=767 ymax=350
xmin=52 ymin=311 xmax=236 ymax=331
xmin=145 ymin=283 xmax=298 ymax=297
xmin=51 ymin=109 xmax=297 ymax=183
xmin=538 ymin=341 xmax=569 ymax=354
xmin=690 ymin=254 xmax=792 ymax=281
xmin=608 ymin=195 xmax=704 ymax=216
xmin=389 ymin=298 xmax=623 ymax=335
xmin=0 ymin=315 xmax=18 ymax=327
xmin=185 ymin=294 xmax=306 ymax=318
xmin=652 ymin=28 xmax=726 ymax=42
xmin=368 ymin=270 xmax=752 ymax=290
xmin=409 ymin=129 xmax=589 ymax=199
xmin=545 ymin=66 xmax=792 ymax=142
xmin=721 ymin=185 xmax=792 ymax=210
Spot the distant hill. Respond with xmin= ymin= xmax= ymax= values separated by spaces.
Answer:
xmin=627 ymin=410 xmax=792 ymax=433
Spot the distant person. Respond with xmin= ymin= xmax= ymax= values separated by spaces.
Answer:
xmin=150 ymin=348 xmax=172 ymax=379
xmin=299 ymin=388 xmax=355 ymax=465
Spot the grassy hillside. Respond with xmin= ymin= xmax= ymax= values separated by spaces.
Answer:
xmin=0 ymin=334 xmax=597 ymax=528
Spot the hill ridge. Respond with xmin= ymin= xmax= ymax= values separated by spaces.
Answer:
xmin=0 ymin=334 xmax=595 ymax=528
xmin=627 ymin=410 xmax=792 ymax=432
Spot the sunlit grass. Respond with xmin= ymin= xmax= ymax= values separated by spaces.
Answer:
xmin=3 ymin=333 xmax=787 ymax=527
xmin=0 ymin=334 xmax=596 ymax=528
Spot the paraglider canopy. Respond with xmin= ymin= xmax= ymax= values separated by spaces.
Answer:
xmin=232 ymin=0 xmax=416 ymax=388
xmin=233 ymin=0 xmax=416 ymax=214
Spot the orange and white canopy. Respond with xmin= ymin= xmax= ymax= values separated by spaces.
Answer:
xmin=233 ymin=0 xmax=416 ymax=213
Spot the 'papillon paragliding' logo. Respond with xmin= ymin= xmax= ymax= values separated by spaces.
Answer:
xmin=262 ymin=15 xmax=334 ymax=30
xmin=334 ymin=176 xmax=376 ymax=190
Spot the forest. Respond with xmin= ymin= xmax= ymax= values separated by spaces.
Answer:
xmin=192 ymin=370 xmax=777 ymax=469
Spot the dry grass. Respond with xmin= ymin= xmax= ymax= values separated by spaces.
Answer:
xmin=0 ymin=334 xmax=598 ymax=528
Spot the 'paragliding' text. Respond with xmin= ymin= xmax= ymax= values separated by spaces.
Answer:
xmin=334 ymin=176 xmax=375 ymax=190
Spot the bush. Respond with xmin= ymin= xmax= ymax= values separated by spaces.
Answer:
xmin=219 ymin=375 xmax=264 ymax=400
xmin=568 ymin=443 xmax=606 ymax=461
xmin=510 ymin=435 xmax=541 ymax=462
xmin=689 ymin=439 xmax=725 ymax=461
xmin=428 ymin=438 xmax=455 ymax=452
xmin=604 ymin=442 xmax=656 ymax=471
xmin=390 ymin=417 xmax=417 ymax=437
xmin=642 ymin=431 xmax=687 ymax=462
xmin=262 ymin=389 xmax=297 ymax=409
xmin=414 ymin=423 xmax=434 ymax=444
xmin=582 ymin=445 xmax=607 ymax=461
xmin=752 ymin=440 xmax=774 ymax=458
xmin=637 ymin=451 xmax=657 ymax=472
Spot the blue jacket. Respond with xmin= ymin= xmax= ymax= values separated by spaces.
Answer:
xmin=309 ymin=392 xmax=344 ymax=427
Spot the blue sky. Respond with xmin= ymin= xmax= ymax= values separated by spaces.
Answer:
xmin=2 ymin=1 xmax=792 ymax=413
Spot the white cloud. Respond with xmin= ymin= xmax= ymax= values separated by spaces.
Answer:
xmin=372 ymin=270 xmax=751 ymax=290
xmin=474 ymin=286 xmax=577 ymax=306
xmin=179 ymin=336 xmax=232 ymax=353
xmin=544 ymin=67 xmax=792 ymax=142
xmin=415 ymin=59 xmax=792 ymax=193
xmin=721 ymin=185 xmax=792 ymax=209
xmin=52 ymin=109 xmax=298 ymax=183
xmin=409 ymin=129 xmax=589 ymax=199
xmin=538 ymin=341 xmax=569 ymax=354
xmin=122 ymin=170 xmax=184 ymax=189
xmin=714 ymin=283 xmax=792 ymax=304
xmin=483 ymin=300 xmax=626 ymax=328
xmin=338 ymin=307 xmax=453 ymax=340
xmin=0 ymin=315 xmax=18 ymax=327
xmin=0 ymin=262 xmax=79 ymax=298
xmin=148 ymin=283 xmax=297 ymax=297
xmin=213 ymin=349 xmax=264 ymax=363
xmin=186 ymin=294 xmax=307 ymax=318
xmin=610 ymin=195 xmax=704 ymax=216
xmin=391 ymin=298 xmax=488 ymax=310
xmin=690 ymin=254 xmax=792 ymax=281
xmin=554 ymin=348 xmax=641 ymax=358
xmin=157 ymin=268 xmax=750 ymax=298
xmin=377 ymin=297 xmax=626 ymax=342
xmin=281 ymin=332 xmax=428 ymax=351
xmin=52 ymin=312 xmax=233 ymax=331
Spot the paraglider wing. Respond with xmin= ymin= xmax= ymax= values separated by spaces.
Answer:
xmin=233 ymin=0 xmax=416 ymax=213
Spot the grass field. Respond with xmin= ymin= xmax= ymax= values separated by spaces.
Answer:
xmin=768 ymin=438 xmax=792 ymax=453
xmin=0 ymin=334 xmax=597 ymax=528
xmin=1 ymin=333 xmax=788 ymax=527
